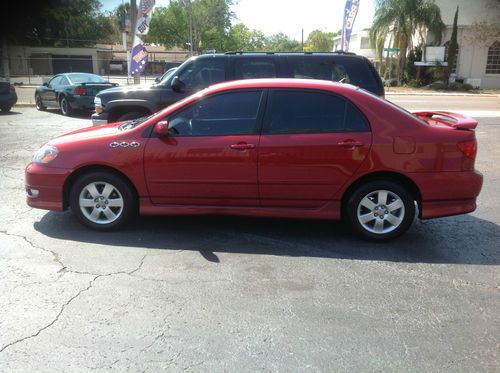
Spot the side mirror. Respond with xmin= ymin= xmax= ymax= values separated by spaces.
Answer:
xmin=154 ymin=77 xmax=160 ymax=83
xmin=43 ymin=82 xmax=49 ymax=87
xmin=154 ymin=120 xmax=170 ymax=137
xmin=171 ymin=76 xmax=185 ymax=92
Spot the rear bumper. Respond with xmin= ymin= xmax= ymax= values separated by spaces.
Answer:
xmin=411 ymin=170 xmax=483 ymax=219
xmin=69 ymin=96 xmax=95 ymax=110
xmin=0 ymin=92 xmax=17 ymax=107
xmin=25 ymin=162 xmax=71 ymax=211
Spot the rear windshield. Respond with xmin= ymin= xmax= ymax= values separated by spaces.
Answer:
xmin=357 ymin=87 xmax=428 ymax=125
xmin=287 ymin=56 xmax=382 ymax=95
xmin=68 ymin=74 xmax=107 ymax=84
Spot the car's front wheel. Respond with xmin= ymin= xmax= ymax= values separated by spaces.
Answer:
xmin=345 ymin=180 xmax=415 ymax=241
xmin=59 ymin=96 xmax=72 ymax=116
xmin=69 ymin=171 xmax=137 ymax=230
xmin=35 ymin=93 xmax=46 ymax=111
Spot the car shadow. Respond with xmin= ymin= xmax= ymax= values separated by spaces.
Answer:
xmin=0 ymin=110 xmax=22 ymax=116
xmin=34 ymin=212 xmax=500 ymax=265
xmin=45 ymin=109 xmax=93 ymax=119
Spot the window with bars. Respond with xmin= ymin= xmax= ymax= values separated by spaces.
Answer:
xmin=486 ymin=41 xmax=500 ymax=74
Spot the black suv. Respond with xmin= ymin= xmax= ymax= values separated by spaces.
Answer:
xmin=92 ymin=52 xmax=384 ymax=125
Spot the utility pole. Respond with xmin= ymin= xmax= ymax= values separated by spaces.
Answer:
xmin=2 ymin=37 xmax=10 ymax=82
xmin=301 ymin=29 xmax=304 ymax=51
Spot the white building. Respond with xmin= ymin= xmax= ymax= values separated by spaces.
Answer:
xmin=334 ymin=0 xmax=500 ymax=88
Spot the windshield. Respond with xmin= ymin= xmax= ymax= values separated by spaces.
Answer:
xmin=68 ymin=73 xmax=107 ymax=84
xmin=158 ymin=68 xmax=178 ymax=85
xmin=119 ymin=114 xmax=155 ymax=131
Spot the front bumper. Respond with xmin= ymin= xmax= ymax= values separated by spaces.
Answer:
xmin=25 ymin=162 xmax=72 ymax=211
xmin=69 ymin=96 xmax=95 ymax=110
xmin=91 ymin=111 xmax=109 ymax=126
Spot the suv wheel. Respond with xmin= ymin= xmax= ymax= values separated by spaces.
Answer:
xmin=70 ymin=171 xmax=136 ymax=230
xmin=345 ymin=180 xmax=415 ymax=241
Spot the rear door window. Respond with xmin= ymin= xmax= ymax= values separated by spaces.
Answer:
xmin=233 ymin=58 xmax=278 ymax=79
xmin=264 ymin=89 xmax=370 ymax=134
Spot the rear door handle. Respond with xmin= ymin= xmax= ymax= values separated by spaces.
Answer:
xmin=230 ymin=143 xmax=256 ymax=150
xmin=338 ymin=140 xmax=364 ymax=148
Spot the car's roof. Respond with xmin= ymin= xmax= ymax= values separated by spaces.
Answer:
xmin=196 ymin=51 xmax=366 ymax=60
xmin=207 ymin=78 xmax=359 ymax=94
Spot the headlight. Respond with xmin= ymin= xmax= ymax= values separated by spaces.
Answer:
xmin=33 ymin=145 xmax=59 ymax=164
xmin=94 ymin=97 xmax=103 ymax=113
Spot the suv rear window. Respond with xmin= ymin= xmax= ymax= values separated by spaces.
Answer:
xmin=287 ymin=56 xmax=379 ymax=94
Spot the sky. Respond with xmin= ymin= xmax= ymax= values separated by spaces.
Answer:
xmin=100 ymin=0 xmax=375 ymax=40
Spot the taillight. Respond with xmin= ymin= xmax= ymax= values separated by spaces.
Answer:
xmin=74 ymin=86 xmax=87 ymax=96
xmin=457 ymin=140 xmax=477 ymax=159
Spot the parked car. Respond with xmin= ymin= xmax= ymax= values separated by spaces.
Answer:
xmin=35 ymin=73 xmax=117 ymax=116
xmin=92 ymin=51 xmax=384 ymax=125
xmin=0 ymin=81 xmax=17 ymax=112
xmin=26 ymin=79 xmax=482 ymax=241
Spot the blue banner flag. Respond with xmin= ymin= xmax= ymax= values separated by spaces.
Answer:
xmin=341 ymin=0 xmax=360 ymax=51
xmin=130 ymin=36 xmax=148 ymax=75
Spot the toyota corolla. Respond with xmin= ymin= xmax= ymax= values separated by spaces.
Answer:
xmin=25 ymin=79 xmax=483 ymax=241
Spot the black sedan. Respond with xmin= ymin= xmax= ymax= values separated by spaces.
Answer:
xmin=35 ymin=73 xmax=117 ymax=116
xmin=0 ymin=81 xmax=17 ymax=112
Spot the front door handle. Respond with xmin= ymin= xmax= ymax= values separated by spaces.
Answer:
xmin=338 ymin=140 xmax=364 ymax=148
xmin=230 ymin=143 xmax=256 ymax=150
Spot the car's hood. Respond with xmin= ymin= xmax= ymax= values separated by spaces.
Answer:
xmin=48 ymin=122 xmax=122 ymax=146
xmin=98 ymin=84 xmax=159 ymax=97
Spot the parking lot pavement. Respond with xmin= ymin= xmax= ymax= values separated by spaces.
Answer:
xmin=0 ymin=106 xmax=499 ymax=372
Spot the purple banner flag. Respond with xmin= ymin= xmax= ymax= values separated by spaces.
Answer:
xmin=341 ymin=0 xmax=360 ymax=51
xmin=130 ymin=37 xmax=148 ymax=75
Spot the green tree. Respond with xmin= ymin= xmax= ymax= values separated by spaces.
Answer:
xmin=370 ymin=0 xmax=445 ymax=83
xmin=146 ymin=0 xmax=233 ymax=53
xmin=226 ymin=23 xmax=266 ymax=51
xmin=265 ymin=33 xmax=301 ymax=52
xmin=304 ymin=30 xmax=338 ymax=52
xmin=2 ymin=0 xmax=113 ymax=46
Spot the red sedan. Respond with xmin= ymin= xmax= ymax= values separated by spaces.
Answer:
xmin=25 ymin=79 xmax=483 ymax=241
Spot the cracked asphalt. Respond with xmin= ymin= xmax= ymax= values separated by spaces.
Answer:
xmin=0 ymin=100 xmax=499 ymax=372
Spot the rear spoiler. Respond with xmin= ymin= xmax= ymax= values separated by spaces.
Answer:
xmin=80 ymin=82 xmax=117 ymax=86
xmin=414 ymin=111 xmax=478 ymax=130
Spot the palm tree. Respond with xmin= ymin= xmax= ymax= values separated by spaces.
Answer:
xmin=370 ymin=0 xmax=445 ymax=83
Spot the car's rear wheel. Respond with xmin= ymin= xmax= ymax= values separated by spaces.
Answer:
xmin=0 ymin=106 xmax=12 ymax=112
xmin=35 ymin=94 xmax=46 ymax=111
xmin=69 ymin=171 xmax=136 ymax=230
xmin=345 ymin=180 xmax=415 ymax=241
xmin=117 ymin=111 xmax=147 ymax=122
xmin=59 ymin=96 xmax=72 ymax=116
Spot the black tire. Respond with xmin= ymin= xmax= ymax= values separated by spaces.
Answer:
xmin=35 ymin=94 xmax=46 ymax=111
xmin=69 ymin=171 xmax=137 ymax=231
xmin=0 ymin=106 xmax=12 ymax=112
xmin=59 ymin=95 xmax=72 ymax=116
xmin=117 ymin=111 xmax=147 ymax=122
xmin=345 ymin=180 xmax=415 ymax=241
